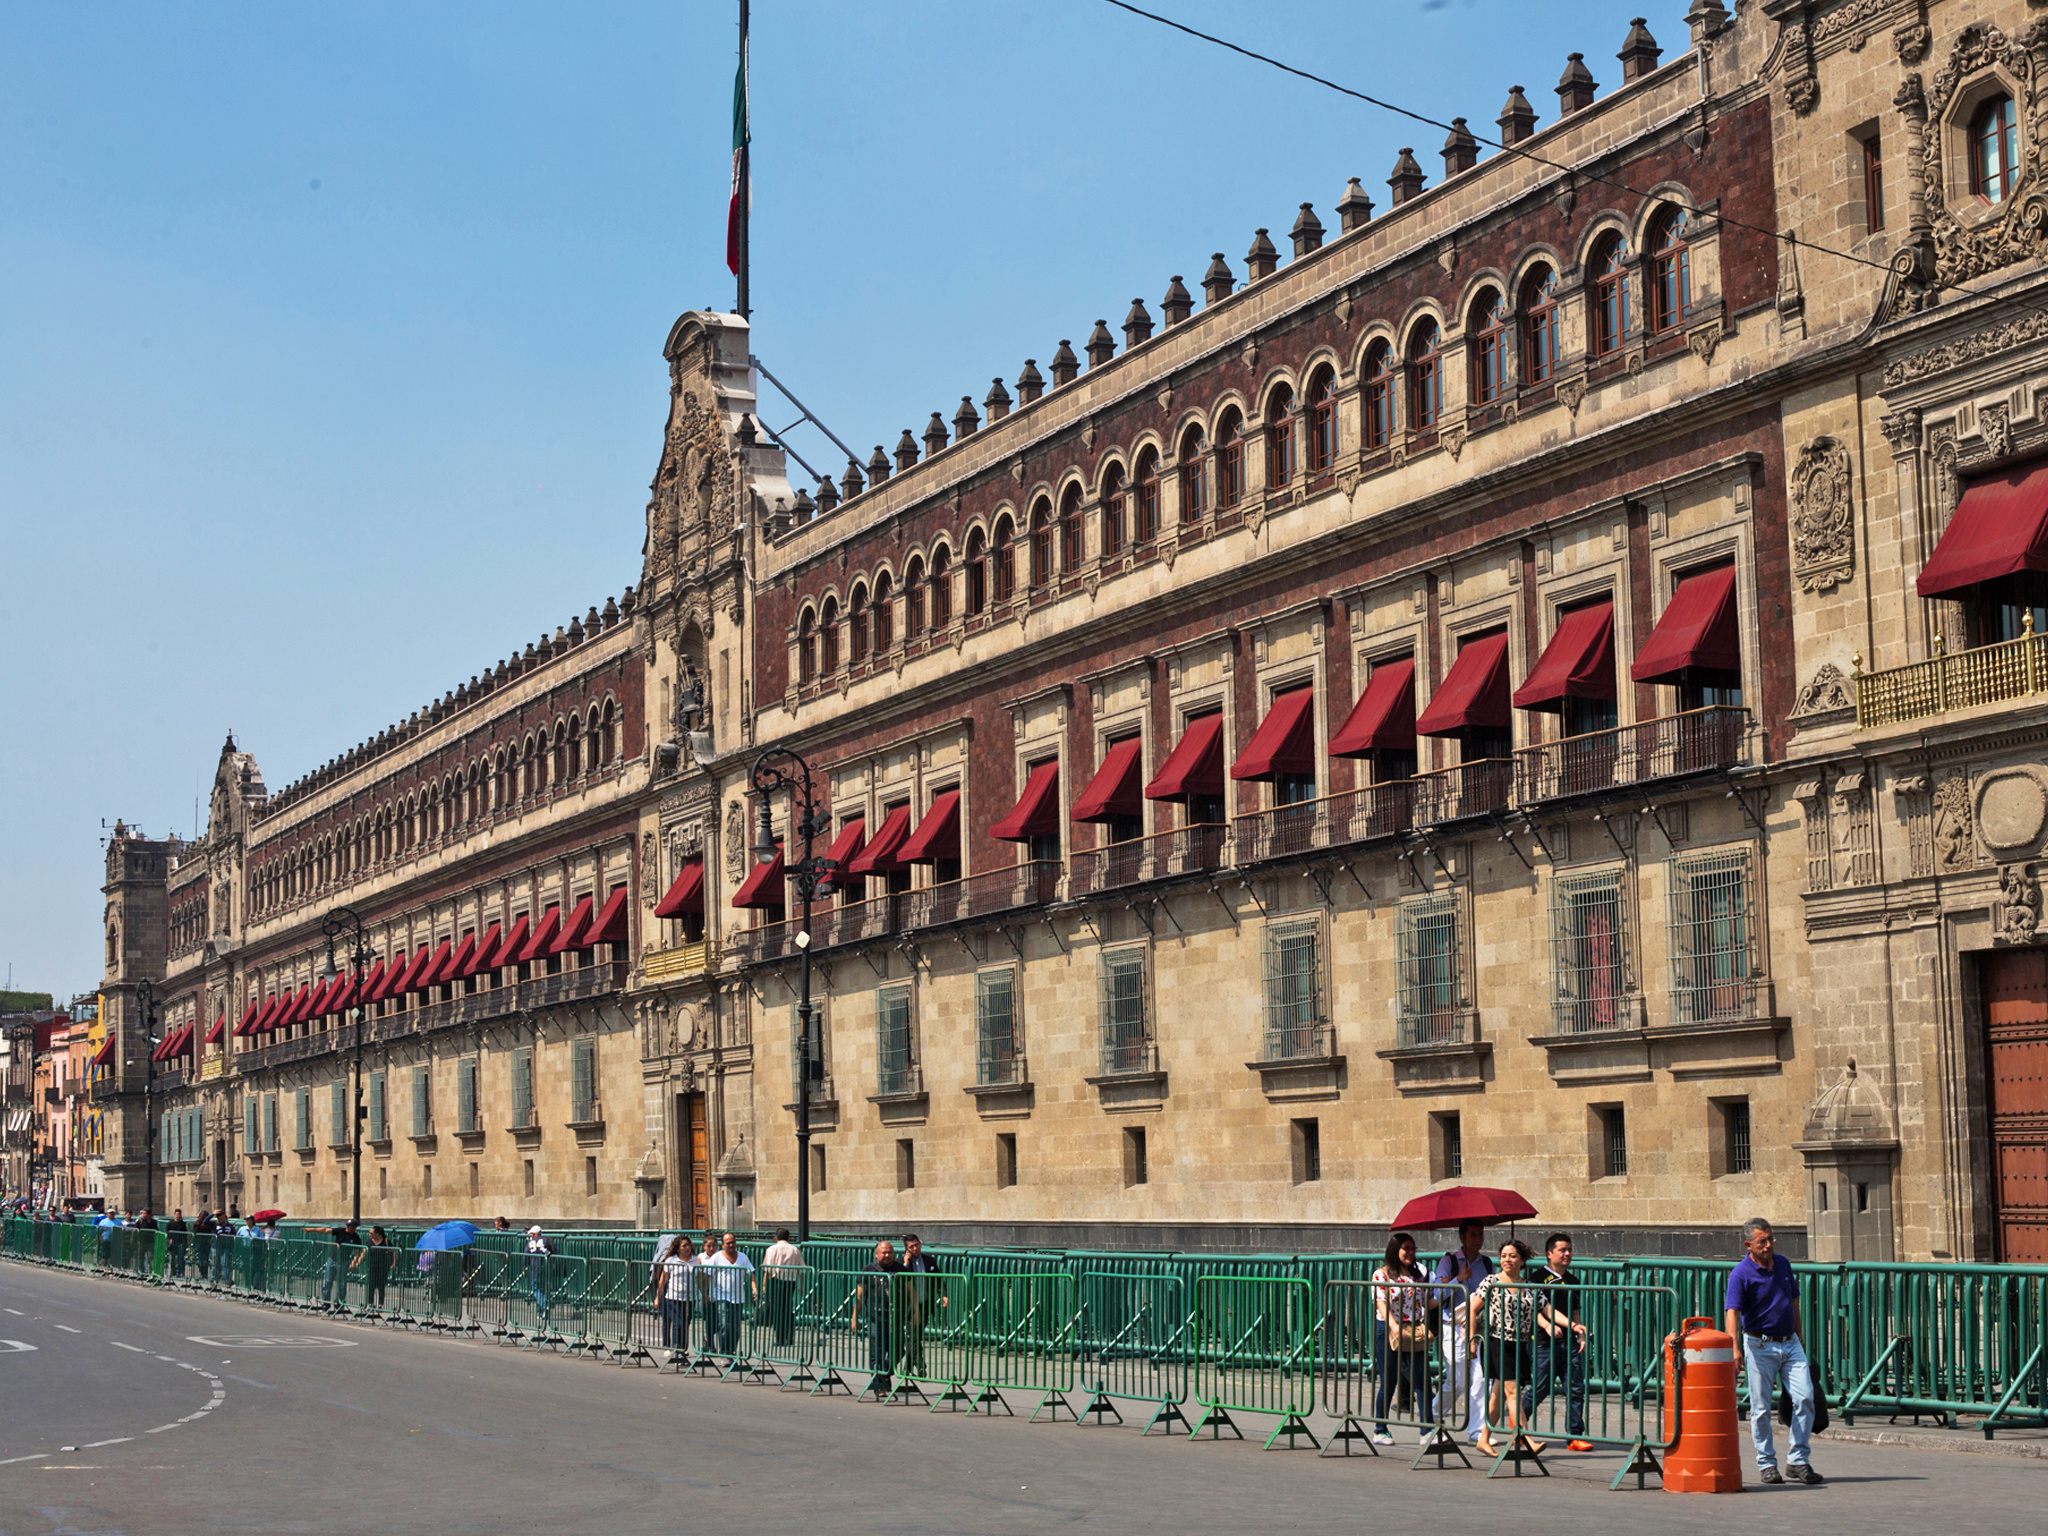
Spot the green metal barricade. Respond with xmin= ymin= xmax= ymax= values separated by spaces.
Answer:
xmin=1832 ymin=1262 xmax=2048 ymax=1435
xmin=1077 ymin=1270 xmax=1191 ymax=1433
xmin=1191 ymin=1275 xmax=1318 ymax=1448
xmin=747 ymin=1262 xmax=816 ymax=1383
xmin=1316 ymin=1278 xmax=1474 ymax=1466
xmin=960 ymin=1271 xmax=1075 ymax=1420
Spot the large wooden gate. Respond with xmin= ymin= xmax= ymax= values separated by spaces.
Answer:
xmin=1982 ymin=948 xmax=2048 ymax=1262
xmin=678 ymin=1091 xmax=709 ymax=1230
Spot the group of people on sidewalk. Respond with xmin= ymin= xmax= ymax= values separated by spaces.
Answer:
xmin=1366 ymin=1215 xmax=1822 ymax=1483
xmin=649 ymin=1229 xmax=769 ymax=1364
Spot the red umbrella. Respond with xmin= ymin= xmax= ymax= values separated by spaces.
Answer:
xmin=1390 ymin=1186 xmax=1537 ymax=1230
xmin=246 ymin=1208 xmax=288 ymax=1223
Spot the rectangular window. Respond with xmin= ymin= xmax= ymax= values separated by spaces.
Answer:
xmin=1262 ymin=920 xmax=1321 ymax=1060
xmin=1592 ymin=1103 xmax=1628 ymax=1178
xmin=1861 ymin=128 xmax=1885 ymax=232
xmin=329 ymin=1081 xmax=348 ymax=1147
xmin=975 ymin=969 xmax=1020 ymax=1086
xmin=469 ymin=1161 xmax=479 ymax=1197
xmin=245 ymin=1094 xmax=259 ymax=1155
xmin=264 ymin=1093 xmax=278 ymax=1153
xmin=876 ymin=985 xmax=914 ymax=1095
xmin=458 ymin=1058 xmax=479 ymax=1135
xmin=1712 ymin=1097 xmax=1753 ymax=1177
xmin=523 ymin=1157 xmax=535 ymax=1197
xmin=585 ymin=1155 xmax=598 ymax=1197
xmin=1396 ymin=894 xmax=1462 ymax=1046
xmin=1550 ymin=868 xmax=1631 ymax=1035
xmin=368 ymin=1072 xmax=387 ymax=1142
xmin=1669 ymin=848 xmax=1757 ymax=1023
xmin=411 ymin=1064 xmax=431 ymax=1138
xmin=1123 ymin=1125 xmax=1148 ymax=1187
xmin=1431 ymin=1111 xmax=1463 ymax=1182
xmin=295 ymin=1087 xmax=310 ymax=1151
xmin=1291 ymin=1117 xmax=1321 ymax=1184
xmin=996 ymin=1132 xmax=1017 ymax=1189
xmin=790 ymin=1002 xmax=828 ymax=1103
xmin=422 ymin=1163 xmax=433 ymax=1199
xmin=570 ymin=1037 xmax=597 ymax=1123
xmin=896 ymin=1138 xmax=916 ymax=1191
xmin=810 ymin=1143 xmax=827 ymax=1193
xmin=510 ymin=1049 xmax=535 ymax=1129
xmin=1098 ymin=951 xmax=1150 ymax=1075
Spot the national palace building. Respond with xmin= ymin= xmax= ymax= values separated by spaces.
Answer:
xmin=95 ymin=0 xmax=2048 ymax=1262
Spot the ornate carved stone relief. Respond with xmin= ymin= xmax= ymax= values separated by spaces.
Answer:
xmin=1997 ymin=863 xmax=2042 ymax=944
xmin=1885 ymin=309 xmax=2048 ymax=389
xmin=1789 ymin=661 xmax=1856 ymax=723
xmin=1976 ymin=767 xmax=2048 ymax=850
xmin=1790 ymin=436 xmax=1856 ymax=593
xmin=1921 ymin=22 xmax=2048 ymax=289
xmin=1895 ymin=774 xmax=1934 ymax=877
xmin=1933 ymin=771 xmax=1978 ymax=870
xmin=723 ymin=800 xmax=747 ymax=881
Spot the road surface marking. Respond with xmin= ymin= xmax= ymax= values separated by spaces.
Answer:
xmin=0 ymin=1340 xmax=38 ymax=1353
xmin=3 ymin=1306 xmax=22 ymax=1315
xmin=0 ymin=1454 xmax=49 ymax=1466
xmin=184 ymin=1334 xmax=355 ymax=1348
xmin=53 ymin=1324 xmax=81 ymax=1333
xmin=111 ymin=1341 xmax=147 ymax=1353
xmin=81 ymin=1437 xmax=132 ymax=1448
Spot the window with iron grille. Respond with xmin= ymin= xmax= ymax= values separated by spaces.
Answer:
xmin=368 ymin=1072 xmax=388 ymax=1142
xmin=790 ymin=1002 xmax=828 ymax=1102
xmin=457 ymin=1057 xmax=479 ymax=1134
xmin=1729 ymin=1099 xmax=1752 ymax=1173
xmin=1098 ymin=950 xmax=1150 ymax=1075
xmin=244 ymin=1094 xmax=259 ymax=1155
xmin=1262 ymin=919 xmax=1322 ymax=1059
xmin=975 ymin=968 xmax=1021 ymax=1086
xmin=411 ymin=1064 xmax=431 ymax=1137
xmin=1593 ymin=1104 xmax=1628 ymax=1178
xmin=1396 ymin=894 xmax=1463 ymax=1046
xmin=295 ymin=1087 xmax=311 ymax=1151
xmin=571 ymin=1037 xmax=598 ymax=1122
xmin=1668 ymin=847 xmax=1757 ymax=1024
xmin=510 ymin=1049 xmax=534 ymax=1129
xmin=876 ymin=984 xmax=915 ymax=1095
xmin=330 ymin=1081 xmax=349 ymax=1147
xmin=1549 ymin=867 xmax=1631 ymax=1034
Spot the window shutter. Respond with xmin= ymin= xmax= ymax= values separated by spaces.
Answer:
xmin=264 ymin=1094 xmax=277 ymax=1153
xmin=511 ymin=1050 xmax=533 ymax=1128
xmin=571 ymin=1039 xmax=595 ymax=1123
xmin=330 ymin=1082 xmax=346 ymax=1146
xmin=245 ymin=1095 xmax=259 ymax=1155
xmin=412 ymin=1065 xmax=429 ymax=1137
xmin=458 ymin=1058 xmax=478 ymax=1134
xmin=369 ymin=1073 xmax=386 ymax=1141
xmin=295 ymin=1087 xmax=309 ymax=1150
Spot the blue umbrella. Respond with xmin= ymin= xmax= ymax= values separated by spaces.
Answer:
xmin=415 ymin=1220 xmax=477 ymax=1252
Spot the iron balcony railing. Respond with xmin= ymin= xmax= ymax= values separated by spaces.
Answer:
xmin=1070 ymin=826 xmax=1226 ymax=896
xmin=1233 ymin=779 xmax=1415 ymax=865
xmin=1411 ymin=757 xmax=1515 ymax=824
xmin=731 ymin=862 xmax=1062 ymax=966
xmin=1260 ymin=1018 xmax=1335 ymax=1063
xmin=1515 ymin=705 xmax=1748 ymax=803
xmin=1855 ymin=628 xmax=2048 ymax=727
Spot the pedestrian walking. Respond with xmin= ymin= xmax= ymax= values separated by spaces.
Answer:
xmin=1724 ymin=1217 xmax=1823 ymax=1485
xmin=854 ymin=1239 xmax=905 ymax=1397
xmin=1468 ymin=1239 xmax=1578 ymax=1457
xmin=651 ymin=1235 xmax=694 ymax=1362
xmin=1371 ymin=1231 xmax=1432 ymax=1444
xmin=706 ymin=1232 xmax=756 ymax=1356
xmin=1432 ymin=1221 xmax=1493 ymax=1442
xmin=899 ymin=1234 xmax=943 ymax=1379
xmin=357 ymin=1226 xmax=395 ymax=1310
xmin=321 ymin=1219 xmax=361 ymax=1308
xmin=165 ymin=1209 xmax=189 ymax=1279
xmin=1524 ymin=1232 xmax=1593 ymax=1451
xmin=761 ymin=1227 xmax=804 ymax=1348
xmin=524 ymin=1225 xmax=557 ymax=1327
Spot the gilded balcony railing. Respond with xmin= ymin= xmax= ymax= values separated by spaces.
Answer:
xmin=1855 ymin=628 xmax=2048 ymax=728
xmin=643 ymin=940 xmax=718 ymax=983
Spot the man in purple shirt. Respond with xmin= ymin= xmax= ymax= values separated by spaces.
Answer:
xmin=1723 ymin=1217 xmax=1823 ymax=1484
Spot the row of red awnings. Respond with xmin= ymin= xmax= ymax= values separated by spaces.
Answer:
xmin=1917 ymin=462 xmax=2048 ymax=596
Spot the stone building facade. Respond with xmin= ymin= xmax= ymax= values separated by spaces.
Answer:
xmin=94 ymin=0 xmax=2048 ymax=1260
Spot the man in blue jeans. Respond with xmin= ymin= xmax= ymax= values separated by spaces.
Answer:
xmin=1723 ymin=1217 xmax=1823 ymax=1485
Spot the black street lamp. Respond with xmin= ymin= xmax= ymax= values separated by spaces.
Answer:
xmin=135 ymin=979 xmax=158 ymax=1218
xmin=748 ymin=746 xmax=832 ymax=1243
xmin=322 ymin=906 xmax=372 ymax=1226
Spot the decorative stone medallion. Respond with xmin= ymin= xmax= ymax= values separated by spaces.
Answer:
xmin=1976 ymin=768 xmax=2048 ymax=851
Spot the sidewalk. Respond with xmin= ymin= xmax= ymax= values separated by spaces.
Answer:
xmin=1817 ymin=1414 xmax=2048 ymax=1460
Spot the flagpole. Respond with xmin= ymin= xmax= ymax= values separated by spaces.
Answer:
xmin=736 ymin=0 xmax=750 ymax=320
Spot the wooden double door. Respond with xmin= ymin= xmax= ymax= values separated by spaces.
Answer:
xmin=678 ymin=1092 xmax=709 ymax=1231
xmin=1982 ymin=949 xmax=2048 ymax=1262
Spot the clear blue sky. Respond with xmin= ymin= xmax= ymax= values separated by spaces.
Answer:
xmin=2 ymin=0 xmax=1690 ymax=1001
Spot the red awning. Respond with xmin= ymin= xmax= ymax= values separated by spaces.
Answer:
xmin=151 ymin=1029 xmax=174 ymax=1062
xmin=205 ymin=1014 xmax=225 ymax=1046
xmin=899 ymin=791 xmax=962 ymax=862
xmin=1330 ymin=660 xmax=1416 ymax=756
xmin=391 ymin=945 xmax=433 ymax=995
xmin=357 ymin=958 xmax=394 ymax=1004
xmin=248 ymin=995 xmax=282 ymax=1034
xmin=462 ymin=923 xmax=501 ymax=978
xmin=1145 ymin=714 xmax=1225 ymax=802
xmin=1417 ymin=633 xmax=1511 ymax=737
xmin=990 ymin=762 xmax=1061 ymax=842
xmin=585 ymin=887 xmax=629 ymax=946
xmin=732 ymin=846 xmax=787 ymax=908
xmin=653 ymin=863 xmax=704 ymax=918
xmin=304 ymin=979 xmax=337 ymax=1019
xmin=491 ymin=916 xmax=531 ymax=969
xmin=326 ymin=975 xmax=359 ymax=1015
xmin=1071 ymin=740 xmax=1145 ymax=822
xmin=1231 ymin=688 xmax=1316 ymax=782
xmin=846 ymin=806 xmax=913 ymax=876
xmin=233 ymin=1000 xmax=260 ymax=1038
xmin=413 ymin=939 xmax=452 ymax=987
xmin=94 ymin=1036 xmax=114 ymax=1066
xmin=519 ymin=909 xmax=561 ymax=963
xmin=550 ymin=898 xmax=595 ymax=956
xmin=440 ymin=933 xmax=478 ymax=984
xmin=1513 ymin=601 xmax=1616 ymax=711
xmin=1918 ymin=462 xmax=2048 ymax=596
xmin=278 ymin=985 xmax=312 ymax=1029
xmin=816 ymin=818 xmax=866 ymax=894
xmin=1631 ymin=566 xmax=1740 ymax=685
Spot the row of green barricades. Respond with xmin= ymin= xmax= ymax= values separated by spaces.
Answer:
xmin=5 ymin=1217 xmax=2045 ymax=1449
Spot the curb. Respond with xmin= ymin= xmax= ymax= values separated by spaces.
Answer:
xmin=1816 ymin=1425 xmax=2047 ymax=1460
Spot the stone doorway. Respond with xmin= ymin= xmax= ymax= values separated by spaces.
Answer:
xmin=1981 ymin=948 xmax=2048 ymax=1262
xmin=677 ymin=1091 xmax=709 ymax=1230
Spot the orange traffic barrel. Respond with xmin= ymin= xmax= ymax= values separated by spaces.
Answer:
xmin=1663 ymin=1316 xmax=1744 ymax=1493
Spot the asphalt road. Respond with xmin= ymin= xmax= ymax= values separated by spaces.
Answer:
xmin=0 ymin=1260 xmax=2037 ymax=1535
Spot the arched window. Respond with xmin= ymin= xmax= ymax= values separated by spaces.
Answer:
xmin=1521 ymin=265 xmax=1560 ymax=384
xmin=1059 ymin=483 xmax=1084 ymax=571
xmin=1307 ymin=368 xmax=1337 ymax=472
xmin=1362 ymin=344 xmax=1393 ymax=450
xmin=930 ymin=545 xmax=952 ymax=629
xmin=1216 ymin=411 xmax=1245 ymax=507
xmin=1135 ymin=449 xmax=1161 ymax=543
xmin=599 ymin=699 xmax=615 ymax=765
xmin=524 ymin=737 xmax=537 ymax=799
xmin=872 ymin=571 xmax=894 ymax=653
xmin=1469 ymin=290 xmax=1508 ymax=405
xmin=797 ymin=608 xmax=816 ymax=683
xmin=1029 ymin=498 xmax=1053 ymax=588
xmin=1101 ymin=464 xmax=1126 ymax=556
xmin=993 ymin=515 xmax=1017 ymax=601
xmin=849 ymin=582 xmax=870 ymax=665
xmin=1180 ymin=425 xmax=1209 ymax=522
xmin=552 ymin=723 xmax=568 ymax=785
xmin=820 ymin=597 xmax=840 ymax=674
xmin=1592 ymin=235 xmax=1630 ymax=355
xmin=1648 ymin=209 xmax=1692 ymax=334
xmin=905 ymin=557 xmax=925 ymax=636
xmin=965 ymin=530 xmax=987 ymax=615
xmin=567 ymin=721 xmax=582 ymax=779
xmin=585 ymin=709 xmax=601 ymax=773
xmin=1265 ymin=385 xmax=1297 ymax=489
xmin=1972 ymin=93 xmax=2019 ymax=202
xmin=1407 ymin=320 xmax=1442 ymax=431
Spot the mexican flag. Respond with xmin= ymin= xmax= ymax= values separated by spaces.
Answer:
xmin=726 ymin=40 xmax=749 ymax=276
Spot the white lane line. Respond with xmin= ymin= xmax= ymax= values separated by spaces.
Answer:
xmin=3 ymin=1306 xmax=23 ymax=1315
xmin=81 ymin=1437 xmax=132 ymax=1448
xmin=0 ymin=1453 xmax=49 ymax=1466
xmin=111 ymin=1341 xmax=147 ymax=1353
xmin=53 ymin=1324 xmax=80 ymax=1334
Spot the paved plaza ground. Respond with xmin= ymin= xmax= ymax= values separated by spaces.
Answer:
xmin=0 ymin=1261 xmax=2039 ymax=1535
